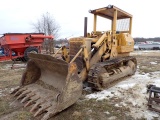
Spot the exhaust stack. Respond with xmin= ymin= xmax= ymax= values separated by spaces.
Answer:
xmin=84 ymin=17 xmax=88 ymax=37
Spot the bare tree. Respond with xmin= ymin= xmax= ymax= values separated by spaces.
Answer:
xmin=32 ymin=12 xmax=60 ymax=53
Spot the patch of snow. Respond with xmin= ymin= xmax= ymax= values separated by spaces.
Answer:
xmin=141 ymin=88 xmax=147 ymax=94
xmin=143 ymin=110 xmax=159 ymax=120
xmin=84 ymin=87 xmax=92 ymax=92
xmin=115 ymin=104 xmax=121 ymax=107
xmin=120 ymin=102 xmax=127 ymax=106
xmin=104 ymin=111 xmax=110 ymax=115
xmin=152 ymin=79 xmax=160 ymax=87
xmin=108 ymin=116 xmax=117 ymax=120
xmin=116 ymin=83 xmax=136 ymax=90
xmin=131 ymin=101 xmax=137 ymax=106
xmin=143 ymin=50 xmax=160 ymax=53
xmin=10 ymin=88 xmax=15 ymax=92
xmin=85 ymin=71 xmax=160 ymax=119
xmin=1 ymin=63 xmax=26 ymax=70
xmin=150 ymin=62 xmax=157 ymax=65
xmin=86 ymin=90 xmax=117 ymax=100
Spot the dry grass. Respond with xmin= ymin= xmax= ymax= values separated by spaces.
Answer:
xmin=0 ymin=98 xmax=10 ymax=116
xmin=12 ymin=111 xmax=32 ymax=120
xmin=50 ymin=98 xmax=134 ymax=120
xmin=136 ymin=56 xmax=160 ymax=73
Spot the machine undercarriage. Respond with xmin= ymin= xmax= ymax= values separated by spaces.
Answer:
xmin=88 ymin=56 xmax=137 ymax=90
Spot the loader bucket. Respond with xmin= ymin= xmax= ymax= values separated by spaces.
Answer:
xmin=12 ymin=53 xmax=82 ymax=120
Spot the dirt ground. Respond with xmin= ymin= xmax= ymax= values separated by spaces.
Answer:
xmin=0 ymin=50 xmax=160 ymax=120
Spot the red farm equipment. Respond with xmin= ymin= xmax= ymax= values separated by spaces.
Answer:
xmin=0 ymin=33 xmax=53 ymax=62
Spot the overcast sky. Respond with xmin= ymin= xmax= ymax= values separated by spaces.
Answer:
xmin=0 ymin=0 xmax=159 ymax=39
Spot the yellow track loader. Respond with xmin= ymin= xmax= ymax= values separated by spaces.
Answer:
xmin=12 ymin=5 xmax=137 ymax=120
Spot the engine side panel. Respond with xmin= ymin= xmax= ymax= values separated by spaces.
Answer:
xmin=116 ymin=33 xmax=134 ymax=53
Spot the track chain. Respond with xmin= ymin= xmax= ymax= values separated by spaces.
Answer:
xmin=88 ymin=56 xmax=137 ymax=90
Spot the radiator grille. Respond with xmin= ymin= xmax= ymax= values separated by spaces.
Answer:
xmin=69 ymin=38 xmax=84 ymax=71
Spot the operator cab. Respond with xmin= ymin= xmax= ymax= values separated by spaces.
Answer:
xmin=89 ymin=5 xmax=133 ymax=36
xmin=88 ymin=5 xmax=134 ymax=54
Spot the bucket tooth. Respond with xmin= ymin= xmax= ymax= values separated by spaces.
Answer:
xmin=30 ymin=103 xmax=39 ymax=112
xmin=21 ymin=93 xmax=35 ymax=103
xmin=16 ymin=94 xmax=25 ymax=100
xmin=41 ymin=110 xmax=57 ymax=120
xmin=24 ymin=96 xmax=40 ymax=107
xmin=14 ymin=90 xmax=22 ymax=97
xmin=41 ymin=112 xmax=53 ymax=120
xmin=34 ymin=103 xmax=51 ymax=117
xmin=21 ymin=89 xmax=31 ymax=95
xmin=34 ymin=108 xmax=43 ymax=117
xmin=30 ymin=99 xmax=45 ymax=112
xmin=14 ymin=88 xmax=27 ymax=96
xmin=11 ymin=86 xmax=20 ymax=94
xmin=16 ymin=90 xmax=31 ymax=100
